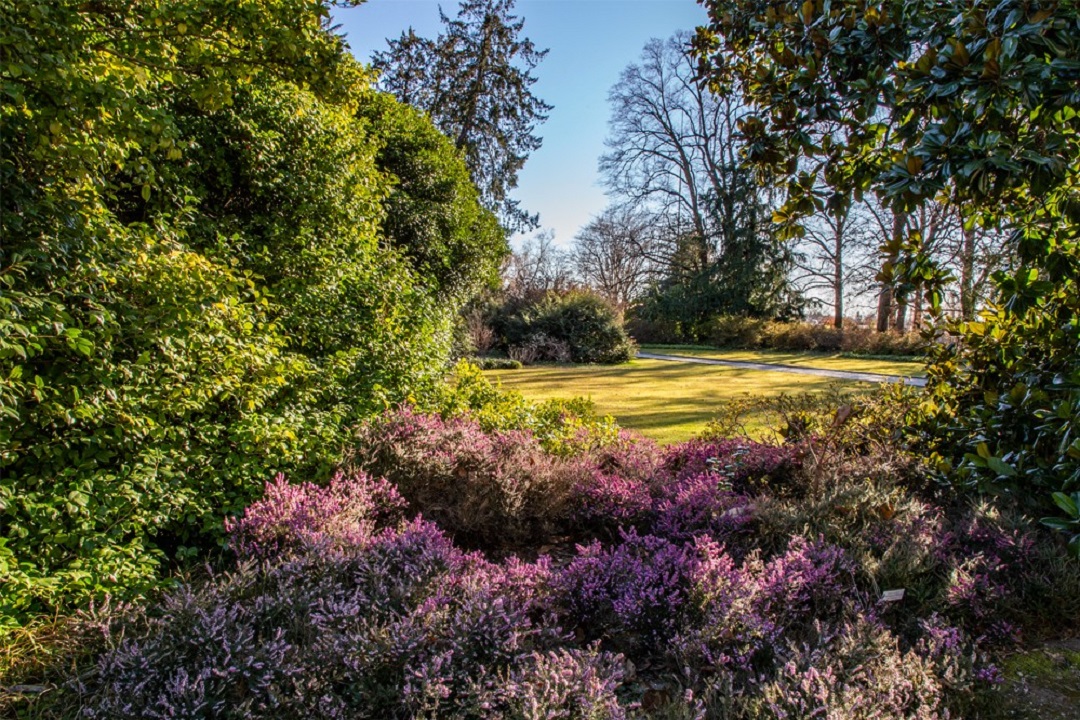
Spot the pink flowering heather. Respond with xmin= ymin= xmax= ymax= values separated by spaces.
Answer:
xmin=661 ymin=438 xmax=802 ymax=491
xmin=572 ymin=470 xmax=655 ymax=529
xmin=654 ymin=472 xmax=757 ymax=547
xmin=351 ymin=407 xmax=576 ymax=548
xmin=225 ymin=471 xmax=407 ymax=558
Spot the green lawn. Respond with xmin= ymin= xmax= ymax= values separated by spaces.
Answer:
xmin=485 ymin=356 xmax=906 ymax=445
xmin=640 ymin=345 xmax=927 ymax=377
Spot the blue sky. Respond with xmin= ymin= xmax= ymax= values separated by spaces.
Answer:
xmin=334 ymin=0 xmax=708 ymax=246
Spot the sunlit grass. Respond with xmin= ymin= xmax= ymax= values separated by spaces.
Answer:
xmin=485 ymin=358 xmax=887 ymax=445
xmin=639 ymin=345 xmax=927 ymax=378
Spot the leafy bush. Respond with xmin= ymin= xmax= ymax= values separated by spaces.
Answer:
xmin=509 ymin=331 xmax=573 ymax=364
xmin=921 ymin=274 xmax=1080 ymax=554
xmin=639 ymin=315 xmax=926 ymax=356
xmin=0 ymin=2 xmax=504 ymax=623
xmin=493 ymin=290 xmax=636 ymax=364
xmin=701 ymin=315 xmax=768 ymax=348
xmin=468 ymin=356 xmax=523 ymax=370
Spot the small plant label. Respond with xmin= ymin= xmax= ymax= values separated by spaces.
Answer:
xmin=880 ymin=589 xmax=906 ymax=603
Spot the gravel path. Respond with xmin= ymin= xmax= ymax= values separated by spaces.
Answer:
xmin=636 ymin=352 xmax=928 ymax=387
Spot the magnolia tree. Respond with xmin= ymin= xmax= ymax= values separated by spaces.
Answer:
xmin=695 ymin=0 xmax=1080 ymax=546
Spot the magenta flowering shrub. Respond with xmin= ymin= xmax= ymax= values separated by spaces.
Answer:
xmin=672 ymin=538 xmax=779 ymax=676
xmin=553 ymin=529 xmax=696 ymax=655
xmin=225 ymin=471 xmax=407 ymax=557
xmin=70 ymin=408 xmax=1071 ymax=718
xmin=654 ymin=473 xmax=757 ymax=547
xmin=572 ymin=471 xmax=655 ymax=529
xmin=661 ymin=438 xmax=802 ymax=491
xmin=749 ymin=536 xmax=856 ymax=629
xmin=858 ymin=496 xmax=1039 ymax=638
xmin=350 ymin=407 xmax=577 ymax=549
xmin=569 ymin=432 xmax=663 ymax=531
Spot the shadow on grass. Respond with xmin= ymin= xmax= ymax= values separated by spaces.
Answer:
xmin=488 ymin=360 xmax=872 ymax=444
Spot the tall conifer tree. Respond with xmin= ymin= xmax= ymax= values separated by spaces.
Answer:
xmin=374 ymin=0 xmax=551 ymax=232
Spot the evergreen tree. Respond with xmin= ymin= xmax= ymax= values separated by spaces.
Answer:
xmin=373 ymin=0 xmax=551 ymax=232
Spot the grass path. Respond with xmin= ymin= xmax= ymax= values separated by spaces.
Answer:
xmin=486 ymin=357 xmax=890 ymax=444
xmin=639 ymin=344 xmax=926 ymax=377
xmin=638 ymin=351 xmax=926 ymax=386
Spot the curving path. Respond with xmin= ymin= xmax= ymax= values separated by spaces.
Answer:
xmin=636 ymin=351 xmax=927 ymax=387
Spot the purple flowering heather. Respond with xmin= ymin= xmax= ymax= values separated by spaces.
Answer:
xmin=75 ymin=520 xmax=568 ymax=719
xmin=654 ymin=472 xmax=757 ymax=546
xmin=553 ymin=529 xmax=696 ymax=655
xmin=661 ymin=439 xmax=801 ymax=491
xmin=757 ymin=617 xmax=952 ymax=719
xmin=672 ymin=537 xmax=858 ymax=680
xmin=750 ymin=536 xmax=856 ymax=628
xmin=72 ymin=407 xmax=1054 ymax=719
xmin=504 ymin=645 xmax=630 ymax=719
xmin=225 ymin=471 xmax=407 ymax=558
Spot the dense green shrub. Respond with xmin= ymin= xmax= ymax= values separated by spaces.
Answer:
xmin=656 ymin=316 xmax=926 ymax=356
xmin=493 ymin=290 xmax=636 ymax=364
xmin=468 ymin=356 xmax=523 ymax=370
xmin=0 ymin=0 xmax=503 ymax=624
xmin=358 ymin=91 xmax=505 ymax=300
xmin=921 ymin=267 xmax=1080 ymax=551
xmin=632 ymin=313 xmax=923 ymax=356
xmin=700 ymin=315 xmax=769 ymax=348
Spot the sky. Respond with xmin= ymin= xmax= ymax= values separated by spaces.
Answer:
xmin=333 ymin=0 xmax=708 ymax=247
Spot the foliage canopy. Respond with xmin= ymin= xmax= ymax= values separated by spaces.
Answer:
xmin=0 ymin=0 xmax=504 ymax=623
xmin=695 ymin=0 xmax=1080 ymax=541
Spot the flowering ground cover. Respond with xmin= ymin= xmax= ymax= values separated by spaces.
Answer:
xmin=51 ymin=405 xmax=1078 ymax=719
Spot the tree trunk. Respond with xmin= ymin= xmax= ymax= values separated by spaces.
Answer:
xmin=876 ymin=282 xmax=892 ymax=332
xmin=960 ymin=221 xmax=976 ymax=320
xmin=876 ymin=210 xmax=908 ymax=332
xmin=833 ymin=209 xmax=845 ymax=329
xmin=895 ymin=295 xmax=907 ymax=332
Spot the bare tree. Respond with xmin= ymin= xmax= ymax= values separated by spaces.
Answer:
xmin=791 ymin=201 xmax=880 ymax=328
xmin=936 ymin=207 xmax=1009 ymax=321
xmin=503 ymin=230 xmax=575 ymax=298
xmin=600 ymin=32 xmax=747 ymax=267
xmin=861 ymin=198 xmax=1006 ymax=329
xmin=571 ymin=207 xmax=657 ymax=309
